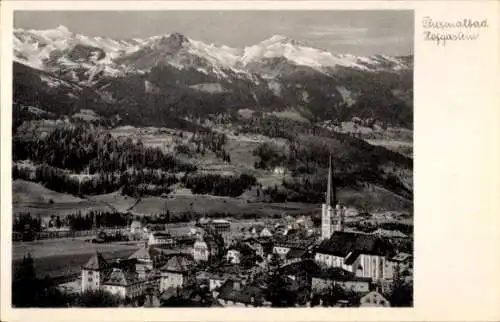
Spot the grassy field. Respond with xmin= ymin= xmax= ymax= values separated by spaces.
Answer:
xmin=13 ymin=180 xmax=110 ymax=217
xmin=12 ymin=238 xmax=140 ymax=279
xmin=12 ymin=218 xmax=273 ymax=280
xmin=130 ymin=194 xmax=318 ymax=217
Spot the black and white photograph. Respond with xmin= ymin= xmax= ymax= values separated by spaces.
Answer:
xmin=11 ymin=10 xmax=414 ymax=308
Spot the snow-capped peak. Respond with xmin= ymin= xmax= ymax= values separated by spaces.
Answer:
xmin=55 ymin=25 xmax=71 ymax=33
xmin=239 ymin=34 xmax=406 ymax=73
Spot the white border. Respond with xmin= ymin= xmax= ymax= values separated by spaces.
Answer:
xmin=1 ymin=1 xmax=500 ymax=322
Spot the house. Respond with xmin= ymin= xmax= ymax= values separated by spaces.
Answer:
xmin=244 ymin=239 xmax=264 ymax=258
xmin=193 ymin=238 xmax=209 ymax=262
xmin=198 ymin=219 xmax=231 ymax=236
xmin=249 ymin=225 xmax=273 ymax=238
xmin=278 ymin=259 xmax=321 ymax=286
xmin=359 ymin=291 xmax=390 ymax=307
xmin=101 ymin=268 xmax=146 ymax=299
xmin=311 ymin=267 xmax=372 ymax=294
xmin=226 ymin=249 xmax=241 ymax=264
xmin=314 ymin=231 xmax=396 ymax=281
xmin=273 ymin=239 xmax=314 ymax=260
xmin=192 ymin=234 xmax=222 ymax=263
xmin=215 ymin=280 xmax=266 ymax=307
xmin=383 ymin=252 xmax=413 ymax=280
xmin=207 ymin=265 xmax=245 ymax=291
xmin=128 ymin=245 xmax=169 ymax=279
xmin=81 ymin=251 xmax=109 ymax=293
xmin=159 ymin=254 xmax=196 ymax=292
xmin=273 ymin=167 xmax=286 ymax=175
xmin=148 ymin=232 xmax=175 ymax=247
xmin=130 ymin=220 xmax=142 ymax=234
xmin=284 ymin=248 xmax=307 ymax=265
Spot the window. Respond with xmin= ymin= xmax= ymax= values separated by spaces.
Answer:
xmin=88 ymin=278 xmax=93 ymax=282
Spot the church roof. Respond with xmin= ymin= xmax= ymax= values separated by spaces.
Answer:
xmin=82 ymin=251 xmax=109 ymax=270
xmin=316 ymin=231 xmax=395 ymax=258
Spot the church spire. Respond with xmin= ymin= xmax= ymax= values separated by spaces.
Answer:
xmin=326 ymin=154 xmax=336 ymax=208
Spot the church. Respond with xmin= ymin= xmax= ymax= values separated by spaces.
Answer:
xmin=314 ymin=155 xmax=396 ymax=282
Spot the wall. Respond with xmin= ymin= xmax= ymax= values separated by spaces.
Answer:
xmin=81 ymin=269 xmax=101 ymax=293
xmin=102 ymin=285 xmax=126 ymax=298
xmin=209 ymin=278 xmax=226 ymax=291
xmin=311 ymin=277 xmax=370 ymax=294
xmin=160 ymin=272 xmax=184 ymax=292
xmin=360 ymin=292 xmax=390 ymax=307
xmin=358 ymin=254 xmax=385 ymax=280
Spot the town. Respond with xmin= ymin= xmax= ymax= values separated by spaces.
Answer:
xmin=14 ymin=157 xmax=413 ymax=308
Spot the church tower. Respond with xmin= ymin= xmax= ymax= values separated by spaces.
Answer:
xmin=321 ymin=155 xmax=345 ymax=240
xmin=321 ymin=155 xmax=336 ymax=239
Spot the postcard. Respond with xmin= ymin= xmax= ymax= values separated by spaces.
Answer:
xmin=1 ymin=1 xmax=499 ymax=322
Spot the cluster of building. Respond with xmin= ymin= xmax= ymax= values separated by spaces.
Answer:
xmin=79 ymin=157 xmax=413 ymax=307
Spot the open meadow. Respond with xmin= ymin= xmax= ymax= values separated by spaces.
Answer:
xmin=12 ymin=238 xmax=140 ymax=279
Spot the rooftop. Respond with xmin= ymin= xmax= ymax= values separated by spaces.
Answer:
xmin=316 ymin=231 xmax=395 ymax=258
xmin=313 ymin=267 xmax=372 ymax=283
xmin=161 ymin=254 xmax=195 ymax=272
xmin=103 ymin=268 xmax=141 ymax=287
xmin=82 ymin=251 xmax=109 ymax=270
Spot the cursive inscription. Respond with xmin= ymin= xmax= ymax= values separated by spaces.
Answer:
xmin=422 ymin=16 xmax=488 ymax=46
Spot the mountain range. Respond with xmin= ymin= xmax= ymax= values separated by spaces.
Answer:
xmin=13 ymin=25 xmax=413 ymax=129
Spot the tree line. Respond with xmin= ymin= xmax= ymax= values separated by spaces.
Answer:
xmin=12 ymin=124 xmax=195 ymax=174
xmin=183 ymin=173 xmax=257 ymax=197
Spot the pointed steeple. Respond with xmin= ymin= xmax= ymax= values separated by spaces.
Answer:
xmin=82 ymin=251 xmax=108 ymax=270
xmin=326 ymin=154 xmax=336 ymax=207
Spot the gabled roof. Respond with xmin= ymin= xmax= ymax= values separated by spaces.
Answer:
xmin=285 ymin=248 xmax=307 ymax=260
xmin=278 ymin=259 xmax=321 ymax=276
xmin=372 ymin=228 xmax=408 ymax=238
xmin=217 ymin=280 xmax=264 ymax=304
xmin=103 ymin=268 xmax=140 ymax=287
xmin=161 ymin=254 xmax=195 ymax=272
xmin=312 ymin=267 xmax=372 ymax=283
xmin=82 ymin=252 xmax=109 ymax=270
xmin=128 ymin=246 xmax=166 ymax=261
xmin=316 ymin=231 xmax=395 ymax=258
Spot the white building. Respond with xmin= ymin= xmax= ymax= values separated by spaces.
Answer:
xmin=314 ymin=232 xmax=395 ymax=281
xmin=226 ymin=249 xmax=241 ymax=264
xmin=321 ymin=155 xmax=345 ymax=240
xmin=193 ymin=238 xmax=209 ymax=262
xmin=81 ymin=252 xmax=109 ymax=293
xmin=159 ymin=254 xmax=195 ymax=292
xmin=101 ymin=268 xmax=146 ymax=299
xmin=148 ymin=232 xmax=175 ymax=246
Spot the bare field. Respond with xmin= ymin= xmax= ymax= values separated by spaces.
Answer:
xmin=130 ymin=194 xmax=318 ymax=217
xmin=13 ymin=180 xmax=110 ymax=217
xmin=86 ymin=192 xmax=140 ymax=212
xmin=12 ymin=238 xmax=140 ymax=261
xmin=13 ymin=181 xmax=139 ymax=216
xmin=12 ymin=238 xmax=140 ymax=278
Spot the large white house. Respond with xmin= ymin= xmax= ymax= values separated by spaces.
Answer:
xmin=101 ymin=268 xmax=146 ymax=299
xmin=159 ymin=254 xmax=196 ymax=292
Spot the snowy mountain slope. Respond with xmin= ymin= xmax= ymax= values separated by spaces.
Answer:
xmin=14 ymin=26 xmax=410 ymax=83
xmin=239 ymin=35 xmax=410 ymax=76
xmin=13 ymin=26 xmax=413 ymax=128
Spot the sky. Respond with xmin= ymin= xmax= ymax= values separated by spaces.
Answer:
xmin=14 ymin=11 xmax=413 ymax=56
